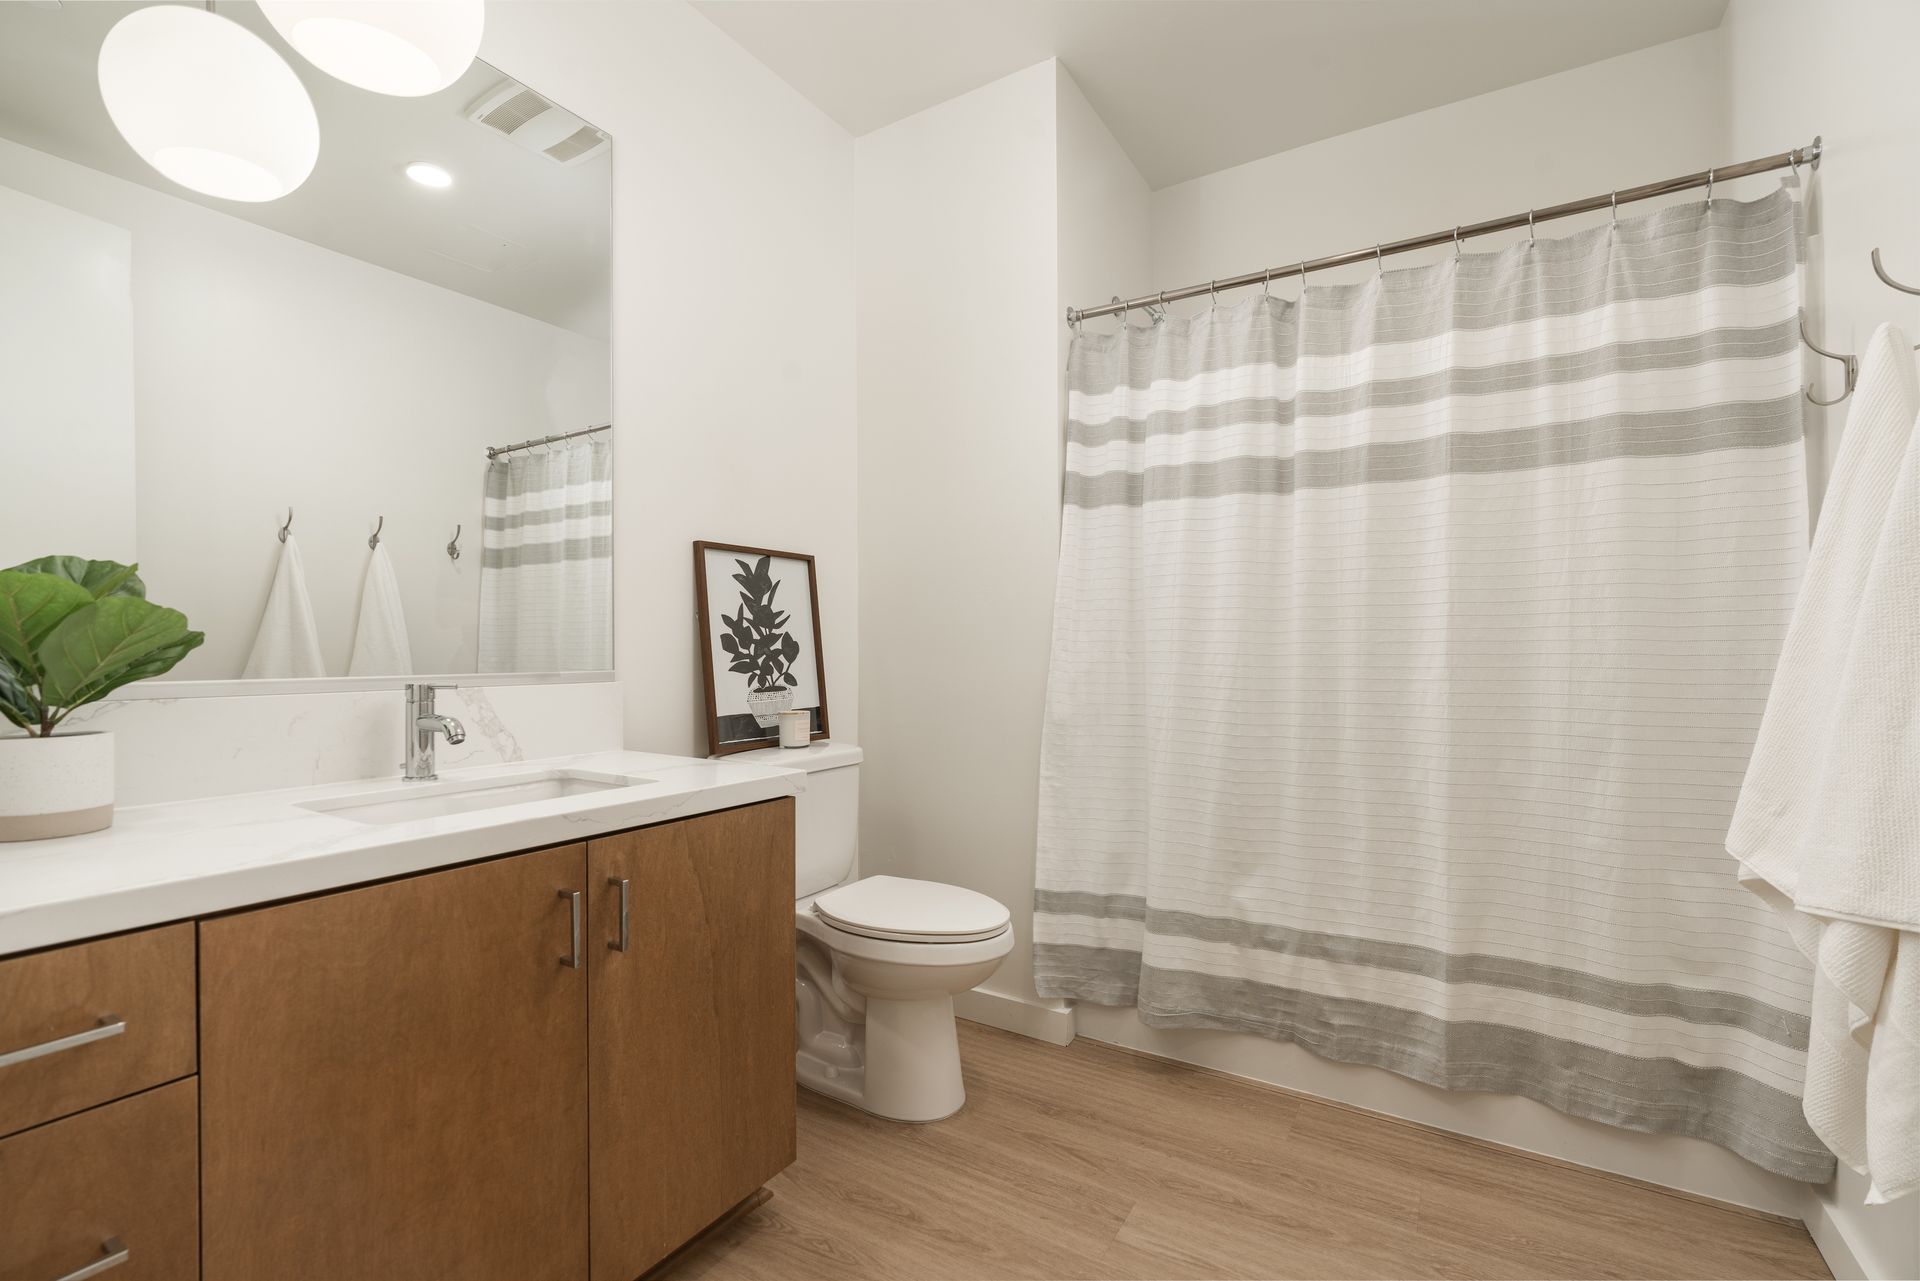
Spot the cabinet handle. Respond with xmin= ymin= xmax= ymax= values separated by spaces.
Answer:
xmin=559 ymin=890 xmax=582 ymax=969
xmin=53 ymin=1237 xmax=128 ymax=1281
xmin=0 ymin=1015 xmax=125 ymax=1069
xmin=608 ymin=877 xmax=631 ymax=953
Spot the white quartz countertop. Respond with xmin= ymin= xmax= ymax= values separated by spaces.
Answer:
xmin=0 ymin=751 xmax=804 ymax=957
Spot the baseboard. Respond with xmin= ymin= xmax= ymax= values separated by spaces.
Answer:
xmin=1796 ymin=1169 xmax=1920 ymax=1281
xmin=954 ymin=986 xmax=1076 ymax=1046
xmin=1802 ymin=1195 xmax=1870 ymax=1281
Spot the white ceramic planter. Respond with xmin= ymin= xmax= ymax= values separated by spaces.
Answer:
xmin=0 ymin=732 xmax=115 ymax=841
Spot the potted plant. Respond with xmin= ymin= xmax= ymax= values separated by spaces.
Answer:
xmin=0 ymin=557 xmax=203 ymax=841
xmin=718 ymin=555 xmax=801 ymax=727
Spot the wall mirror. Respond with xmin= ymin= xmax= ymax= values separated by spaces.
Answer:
xmin=0 ymin=1 xmax=613 ymax=683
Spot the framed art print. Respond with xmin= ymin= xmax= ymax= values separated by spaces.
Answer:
xmin=694 ymin=541 xmax=830 ymax=755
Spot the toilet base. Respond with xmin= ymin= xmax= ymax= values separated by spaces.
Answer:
xmin=796 ymin=994 xmax=967 ymax=1123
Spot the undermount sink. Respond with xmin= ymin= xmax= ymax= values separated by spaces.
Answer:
xmin=301 ymin=770 xmax=654 ymax=826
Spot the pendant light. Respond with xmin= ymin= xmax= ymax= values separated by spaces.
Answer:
xmin=97 ymin=4 xmax=319 ymax=204
xmin=257 ymin=0 xmax=484 ymax=98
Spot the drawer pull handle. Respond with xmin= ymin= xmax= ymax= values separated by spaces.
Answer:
xmin=0 ymin=1015 xmax=125 ymax=1069
xmin=54 ymin=1237 xmax=128 ymax=1281
xmin=559 ymin=889 xmax=582 ymax=969
xmin=608 ymin=877 xmax=631 ymax=953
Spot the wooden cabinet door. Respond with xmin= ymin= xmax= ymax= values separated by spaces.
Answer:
xmin=587 ymin=800 xmax=795 ymax=1281
xmin=200 ymin=844 xmax=591 ymax=1281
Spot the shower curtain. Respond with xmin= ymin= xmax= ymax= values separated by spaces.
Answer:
xmin=478 ymin=435 xmax=612 ymax=672
xmin=1035 ymin=185 xmax=1834 ymax=1181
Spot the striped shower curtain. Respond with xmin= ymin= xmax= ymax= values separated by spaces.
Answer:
xmin=478 ymin=435 xmax=612 ymax=672
xmin=1035 ymin=186 xmax=1834 ymax=1181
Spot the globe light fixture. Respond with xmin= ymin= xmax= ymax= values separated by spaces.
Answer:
xmin=258 ymin=0 xmax=484 ymax=98
xmin=97 ymin=4 xmax=320 ymax=203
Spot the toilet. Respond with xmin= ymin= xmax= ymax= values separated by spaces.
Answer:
xmin=734 ymin=742 xmax=1013 ymax=1123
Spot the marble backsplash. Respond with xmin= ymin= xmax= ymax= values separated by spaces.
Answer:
xmin=62 ymin=681 xmax=625 ymax=807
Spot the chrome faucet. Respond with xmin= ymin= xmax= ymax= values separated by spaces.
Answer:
xmin=404 ymin=683 xmax=466 ymax=781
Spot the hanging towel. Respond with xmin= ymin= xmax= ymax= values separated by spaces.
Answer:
xmin=1729 ymin=323 xmax=1920 ymax=1202
xmin=240 ymin=533 xmax=325 ymax=679
xmin=347 ymin=542 xmax=414 ymax=677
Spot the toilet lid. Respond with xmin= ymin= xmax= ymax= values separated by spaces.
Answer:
xmin=812 ymin=875 xmax=1011 ymax=943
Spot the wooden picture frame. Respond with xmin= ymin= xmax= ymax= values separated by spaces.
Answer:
xmin=694 ymin=541 xmax=831 ymax=756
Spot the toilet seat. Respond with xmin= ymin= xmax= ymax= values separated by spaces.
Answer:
xmin=811 ymin=875 xmax=1011 ymax=944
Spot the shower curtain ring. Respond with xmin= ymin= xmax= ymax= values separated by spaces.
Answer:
xmin=1453 ymin=226 xmax=1462 ymax=260
xmin=1527 ymin=209 xmax=1536 ymax=244
xmin=1298 ymin=259 xmax=1308 ymax=294
xmin=1706 ymin=168 xmax=1715 ymax=210
xmin=1209 ymin=278 xmax=1220 ymax=306
xmin=1610 ymin=190 xmax=1619 ymax=233
xmin=1375 ymin=243 xmax=1384 ymax=275
xmin=1263 ymin=267 xmax=1273 ymax=296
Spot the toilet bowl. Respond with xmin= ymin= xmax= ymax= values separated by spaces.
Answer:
xmin=730 ymin=743 xmax=1013 ymax=1123
xmin=796 ymin=875 xmax=1012 ymax=1122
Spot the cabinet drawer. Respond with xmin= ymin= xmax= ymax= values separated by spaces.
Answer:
xmin=0 ymin=924 xmax=196 ymax=1137
xmin=0 ymin=1078 xmax=199 ymax=1281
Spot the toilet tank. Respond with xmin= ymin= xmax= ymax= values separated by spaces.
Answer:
xmin=730 ymin=741 xmax=863 ymax=898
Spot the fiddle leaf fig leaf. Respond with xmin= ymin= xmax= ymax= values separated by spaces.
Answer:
xmin=0 ymin=570 xmax=94 ymax=676
xmin=5 ymin=556 xmax=145 ymax=600
xmin=40 ymin=597 xmax=192 ymax=709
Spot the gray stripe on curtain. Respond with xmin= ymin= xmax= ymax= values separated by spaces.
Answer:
xmin=1066 ymin=397 xmax=1805 ymax=508
xmin=480 ymin=535 xmax=615 ymax=569
xmin=1034 ymin=944 xmax=1834 ymax=1184
xmin=1068 ymin=322 xmax=1802 ymax=447
xmin=1033 ymin=890 xmax=1808 ymax=1045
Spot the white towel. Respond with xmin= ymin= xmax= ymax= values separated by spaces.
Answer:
xmin=240 ymin=534 xmax=325 ymax=680
xmin=347 ymin=543 xmax=414 ymax=677
xmin=1729 ymin=323 xmax=1920 ymax=1202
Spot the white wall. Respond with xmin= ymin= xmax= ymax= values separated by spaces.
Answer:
xmin=1721 ymin=4 xmax=1920 ymax=1272
xmin=0 ymin=136 xmax=609 ymax=680
xmin=1150 ymin=31 xmax=1730 ymax=296
xmin=0 ymin=184 xmax=134 ymax=566
xmin=853 ymin=60 xmax=1067 ymax=1010
xmin=482 ymin=1 xmax=858 ymax=757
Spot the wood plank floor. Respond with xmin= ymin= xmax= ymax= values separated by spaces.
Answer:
xmin=658 ymin=1021 xmax=1830 ymax=1281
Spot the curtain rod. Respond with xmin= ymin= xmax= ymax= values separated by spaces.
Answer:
xmin=486 ymin=423 xmax=611 ymax=460
xmin=1066 ymin=137 xmax=1823 ymax=325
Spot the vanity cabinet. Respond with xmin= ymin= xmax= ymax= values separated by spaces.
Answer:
xmin=183 ymin=797 xmax=796 ymax=1281
xmin=587 ymin=802 xmax=796 ymax=1281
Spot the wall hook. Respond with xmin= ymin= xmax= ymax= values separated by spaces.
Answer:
xmin=1871 ymin=248 xmax=1920 ymax=296
xmin=447 ymin=525 xmax=462 ymax=562
xmin=1799 ymin=314 xmax=1858 ymax=406
xmin=368 ymin=515 xmax=384 ymax=550
xmin=278 ymin=508 xmax=293 ymax=543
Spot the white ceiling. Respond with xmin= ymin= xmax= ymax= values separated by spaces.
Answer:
xmin=693 ymin=0 xmax=1729 ymax=189
xmin=0 ymin=1 xmax=610 ymax=336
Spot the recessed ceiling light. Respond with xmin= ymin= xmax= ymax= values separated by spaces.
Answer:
xmin=405 ymin=161 xmax=453 ymax=189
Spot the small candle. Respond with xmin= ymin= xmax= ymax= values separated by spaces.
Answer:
xmin=778 ymin=708 xmax=810 ymax=748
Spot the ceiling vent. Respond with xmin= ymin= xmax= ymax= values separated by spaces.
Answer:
xmin=466 ymin=80 xmax=609 ymax=167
